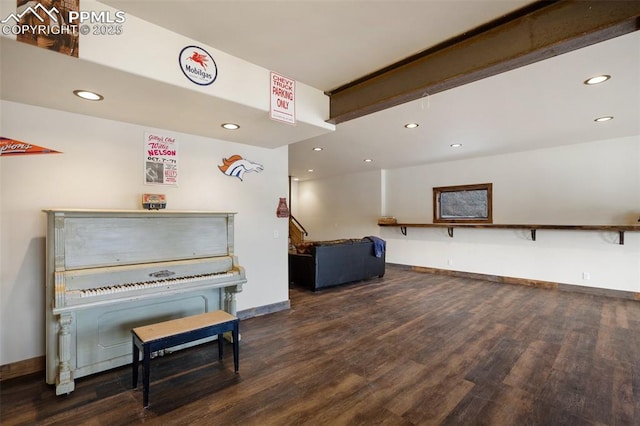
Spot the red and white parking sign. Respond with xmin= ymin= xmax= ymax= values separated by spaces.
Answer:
xmin=270 ymin=72 xmax=296 ymax=125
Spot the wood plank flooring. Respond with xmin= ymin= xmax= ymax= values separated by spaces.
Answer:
xmin=1 ymin=264 xmax=639 ymax=425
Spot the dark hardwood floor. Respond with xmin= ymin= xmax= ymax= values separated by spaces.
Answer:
xmin=1 ymin=264 xmax=639 ymax=425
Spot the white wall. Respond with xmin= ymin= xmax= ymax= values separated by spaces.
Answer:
xmin=296 ymin=170 xmax=383 ymax=241
xmin=0 ymin=100 xmax=290 ymax=365
xmin=385 ymin=137 xmax=640 ymax=225
xmin=294 ymin=137 xmax=640 ymax=293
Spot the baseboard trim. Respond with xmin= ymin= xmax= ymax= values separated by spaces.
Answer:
xmin=1 ymin=302 xmax=291 ymax=382
xmin=237 ymin=300 xmax=291 ymax=320
xmin=0 ymin=356 xmax=45 ymax=382
xmin=393 ymin=263 xmax=640 ymax=301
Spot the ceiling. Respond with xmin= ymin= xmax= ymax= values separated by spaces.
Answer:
xmin=1 ymin=1 xmax=639 ymax=180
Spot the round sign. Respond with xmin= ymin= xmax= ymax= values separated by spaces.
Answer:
xmin=178 ymin=45 xmax=217 ymax=86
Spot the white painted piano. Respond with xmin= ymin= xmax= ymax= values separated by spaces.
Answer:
xmin=43 ymin=209 xmax=246 ymax=395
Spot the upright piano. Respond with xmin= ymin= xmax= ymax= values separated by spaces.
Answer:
xmin=43 ymin=209 xmax=246 ymax=395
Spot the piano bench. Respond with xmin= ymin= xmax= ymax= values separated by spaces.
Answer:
xmin=131 ymin=310 xmax=239 ymax=408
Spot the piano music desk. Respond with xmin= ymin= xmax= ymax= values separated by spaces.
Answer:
xmin=131 ymin=310 xmax=239 ymax=408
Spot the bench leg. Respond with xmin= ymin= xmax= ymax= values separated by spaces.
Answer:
xmin=132 ymin=342 xmax=139 ymax=389
xmin=217 ymin=333 xmax=223 ymax=360
xmin=143 ymin=346 xmax=151 ymax=408
xmin=232 ymin=322 xmax=239 ymax=373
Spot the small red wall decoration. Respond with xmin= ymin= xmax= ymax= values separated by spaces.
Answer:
xmin=277 ymin=198 xmax=289 ymax=218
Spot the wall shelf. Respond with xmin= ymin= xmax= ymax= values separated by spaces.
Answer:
xmin=378 ymin=223 xmax=640 ymax=245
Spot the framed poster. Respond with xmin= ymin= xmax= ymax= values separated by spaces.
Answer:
xmin=144 ymin=132 xmax=178 ymax=185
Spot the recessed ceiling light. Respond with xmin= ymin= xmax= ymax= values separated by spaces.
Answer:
xmin=292 ymin=177 xmax=299 ymax=181
xmin=73 ymin=90 xmax=103 ymax=101
xmin=312 ymin=147 xmax=323 ymax=151
xmin=364 ymin=158 xmax=373 ymax=163
xmin=584 ymin=75 xmax=611 ymax=85
xmin=450 ymin=143 xmax=462 ymax=148
xmin=221 ymin=123 xmax=240 ymax=130
xmin=404 ymin=123 xmax=419 ymax=129
xmin=594 ymin=116 xmax=614 ymax=122
xmin=307 ymin=169 xmax=314 ymax=172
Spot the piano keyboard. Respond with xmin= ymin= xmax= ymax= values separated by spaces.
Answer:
xmin=77 ymin=271 xmax=236 ymax=298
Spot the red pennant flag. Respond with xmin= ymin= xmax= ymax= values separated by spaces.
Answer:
xmin=0 ymin=137 xmax=61 ymax=156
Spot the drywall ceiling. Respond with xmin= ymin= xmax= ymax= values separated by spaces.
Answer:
xmin=100 ymin=0 xmax=535 ymax=93
xmin=290 ymin=30 xmax=640 ymax=180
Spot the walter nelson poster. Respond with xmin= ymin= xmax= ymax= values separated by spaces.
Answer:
xmin=144 ymin=132 xmax=178 ymax=185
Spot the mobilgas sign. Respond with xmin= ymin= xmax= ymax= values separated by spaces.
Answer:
xmin=179 ymin=45 xmax=217 ymax=86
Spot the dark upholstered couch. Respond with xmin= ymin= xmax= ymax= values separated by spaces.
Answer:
xmin=289 ymin=238 xmax=385 ymax=291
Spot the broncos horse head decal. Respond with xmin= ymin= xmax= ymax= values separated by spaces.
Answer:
xmin=218 ymin=155 xmax=264 ymax=181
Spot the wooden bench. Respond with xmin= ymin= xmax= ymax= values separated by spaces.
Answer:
xmin=131 ymin=310 xmax=239 ymax=408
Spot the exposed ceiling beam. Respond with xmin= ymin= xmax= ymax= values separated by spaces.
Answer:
xmin=327 ymin=0 xmax=640 ymax=125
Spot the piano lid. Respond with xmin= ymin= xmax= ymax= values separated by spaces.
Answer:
xmin=46 ymin=210 xmax=237 ymax=270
